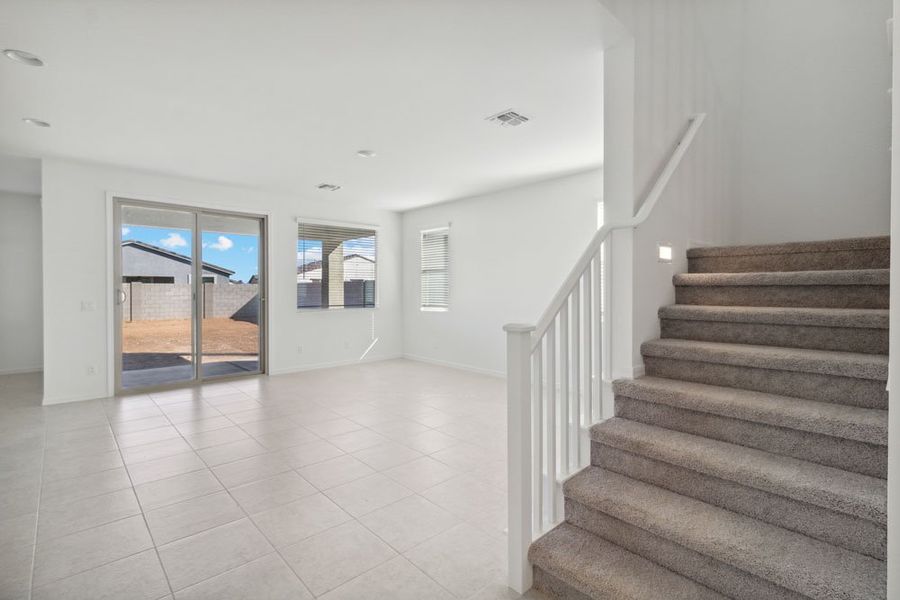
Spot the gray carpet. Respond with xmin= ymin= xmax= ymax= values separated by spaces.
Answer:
xmin=686 ymin=236 xmax=890 ymax=273
xmin=529 ymin=236 xmax=888 ymax=599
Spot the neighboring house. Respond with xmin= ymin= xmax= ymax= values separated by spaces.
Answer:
xmin=297 ymin=253 xmax=375 ymax=282
xmin=121 ymin=240 xmax=234 ymax=285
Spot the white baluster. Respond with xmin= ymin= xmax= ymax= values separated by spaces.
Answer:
xmin=531 ymin=343 xmax=543 ymax=536
xmin=593 ymin=250 xmax=602 ymax=422
xmin=571 ymin=280 xmax=580 ymax=472
xmin=601 ymin=241 xmax=613 ymax=419
xmin=546 ymin=321 xmax=557 ymax=524
xmin=559 ymin=302 xmax=569 ymax=483
xmin=581 ymin=266 xmax=593 ymax=463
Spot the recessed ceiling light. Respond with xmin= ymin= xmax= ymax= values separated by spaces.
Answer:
xmin=22 ymin=118 xmax=50 ymax=128
xmin=316 ymin=183 xmax=342 ymax=192
xmin=356 ymin=150 xmax=377 ymax=158
xmin=3 ymin=49 xmax=44 ymax=66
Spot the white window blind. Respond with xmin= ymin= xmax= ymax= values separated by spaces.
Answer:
xmin=297 ymin=222 xmax=376 ymax=309
xmin=420 ymin=227 xmax=449 ymax=310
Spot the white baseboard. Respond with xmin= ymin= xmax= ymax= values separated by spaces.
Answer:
xmin=0 ymin=366 xmax=42 ymax=376
xmin=402 ymin=354 xmax=506 ymax=379
xmin=268 ymin=353 xmax=403 ymax=376
xmin=42 ymin=390 xmax=109 ymax=406
xmin=632 ymin=364 xmax=646 ymax=378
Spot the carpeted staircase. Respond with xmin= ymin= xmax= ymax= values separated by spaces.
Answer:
xmin=528 ymin=236 xmax=889 ymax=600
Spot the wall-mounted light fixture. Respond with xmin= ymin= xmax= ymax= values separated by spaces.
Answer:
xmin=658 ymin=243 xmax=673 ymax=263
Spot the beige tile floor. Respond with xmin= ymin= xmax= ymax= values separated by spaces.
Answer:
xmin=0 ymin=361 xmax=547 ymax=600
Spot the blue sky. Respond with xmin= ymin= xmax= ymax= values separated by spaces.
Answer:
xmin=123 ymin=225 xmax=260 ymax=283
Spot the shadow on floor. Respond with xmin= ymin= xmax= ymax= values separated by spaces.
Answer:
xmin=121 ymin=360 xmax=259 ymax=389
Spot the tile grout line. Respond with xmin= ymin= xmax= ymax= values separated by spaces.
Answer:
xmin=115 ymin=397 xmax=179 ymax=599
xmin=148 ymin=384 xmax=321 ymax=596
xmin=339 ymin=493 xmax=469 ymax=600
xmin=18 ymin=368 xmax=511 ymax=599
xmin=139 ymin=384 xmax=440 ymax=596
xmin=26 ymin=418 xmax=49 ymax=600
xmin=171 ymin=451 xmax=314 ymax=594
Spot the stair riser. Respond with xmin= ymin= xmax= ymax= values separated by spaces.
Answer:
xmin=591 ymin=443 xmax=886 ymax=560
xmin=674 ymin=285 xmax=888 ymax=309
xmin=643 ymin=356 xmax=888 ymax=409
xmin=660 ymin=318 xmax=888 ymax=354
xmin=533 ymin=568 xmax=596 ymax=600
xmin=565 ymin=500 xmax=806 ymax=600
xmin=614 ymin=396 xmax=886 ymax=478
xmin=687 ymin=249 xmax=889 ymax=274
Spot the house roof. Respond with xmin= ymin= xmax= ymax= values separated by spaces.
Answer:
xmin=122 ymin=240 xmax=235 ymax=276
xmin=297 ymin=253 xmax=374 ymax=274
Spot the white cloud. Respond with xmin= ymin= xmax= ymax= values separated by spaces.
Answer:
xmin=244 ymin=246 xmax=254 ymax=253
xmin=121 ymin=226 xmax=131 ymax=237
xmin=160 ymin=232 xmax=188 ymax=249
xmin=297 ymin=247 xmax=322 ymax=264
xmin=209 ymin=235 xmax=233 ymax=251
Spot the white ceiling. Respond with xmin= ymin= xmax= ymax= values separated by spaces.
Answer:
xmin=0 ymin=0 xmax=605 ymax=211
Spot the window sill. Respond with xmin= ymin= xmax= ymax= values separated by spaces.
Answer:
xmin=420 ymin=307 xmax=449 ymax=313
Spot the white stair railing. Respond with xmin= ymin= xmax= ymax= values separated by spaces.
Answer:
xmin=505 ymin=113 xmax=707 ymax=593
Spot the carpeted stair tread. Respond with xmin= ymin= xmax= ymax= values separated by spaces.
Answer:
xmin=674 ymin=269 xmax=889 ymax=287
xmin=641 ymin=338 xmax=888 ymax=381
xmin=590 ymin=418 xmax=886 ymax=524
xmin=613 ymin=376 xmax=887 ymax=445
xmin=658 ymin=305 xmax=888 ymax=329
xmin=529 ymin=523 xmax=726 ymax=600
xmin=564 ymin=467 xmax=887 ymax=600
xmin=686 ymin=237 xmax=890 ymax=273
xmin=686 ymin=236 xmax=889 ymax=258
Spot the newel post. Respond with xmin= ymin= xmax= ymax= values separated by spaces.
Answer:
xmin=504 ymin=323 xmax=535 ymax=593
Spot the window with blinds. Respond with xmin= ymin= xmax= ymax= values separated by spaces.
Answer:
xmin=297 ymin=221 xmax=376 ymax=309
xmin=420 ymin=227 xmax=449 ymax=310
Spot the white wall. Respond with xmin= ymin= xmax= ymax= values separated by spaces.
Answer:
xmin=41 ymin=158 xmax=402 ymax=404
xmin=886 ymin=2 xmax=898 ymax=596
xmin=600 ymin=0 xmax=744 ymax=371
xmin=0 ymin=191 xmax=43 ymax=374
xmin=737 ymin=0 xmax=892 ymax=244
xmin=402 ymin=169 xmax=602 ymax=376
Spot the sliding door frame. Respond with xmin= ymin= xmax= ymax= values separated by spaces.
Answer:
xmin=111 ymin=196 xmax=268 ymax=395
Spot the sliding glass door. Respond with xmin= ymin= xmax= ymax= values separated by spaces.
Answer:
xmin=114 ymin=199 xmax=266 ymax=392
xmin=199 ymin=213 xmax=263 ymax=378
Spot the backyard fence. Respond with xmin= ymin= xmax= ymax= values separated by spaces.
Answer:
xmin=297 ymin=280 xmax=375 ymax=308
xmin=122 ymin=282 xmax=259 ymax=323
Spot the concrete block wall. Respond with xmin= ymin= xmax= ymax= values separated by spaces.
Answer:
xmin=126 ymin=282 xmax=193 ymax=321
xmin=203 ymin=283 xmax=259 ymax=323
xmin=123 ymin=283 xmax=258 ymax=322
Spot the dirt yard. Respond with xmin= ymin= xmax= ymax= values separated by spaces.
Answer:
xmin=123 ymin=318 xmax=259 ymax=369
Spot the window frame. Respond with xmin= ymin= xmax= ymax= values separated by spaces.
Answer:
xmin=419 ymin=226 xmax=450 ymax=312
xmin=122 ymin=276 xmax=176 ymax=284
xmin=296 ymin=217 xmax=380 ymax=312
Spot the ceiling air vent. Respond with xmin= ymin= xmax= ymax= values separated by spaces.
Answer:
xmin=486 ymin=110 xmax=530 ymax=127
xmin=316 ymin=183 xmax=342 ymax=192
